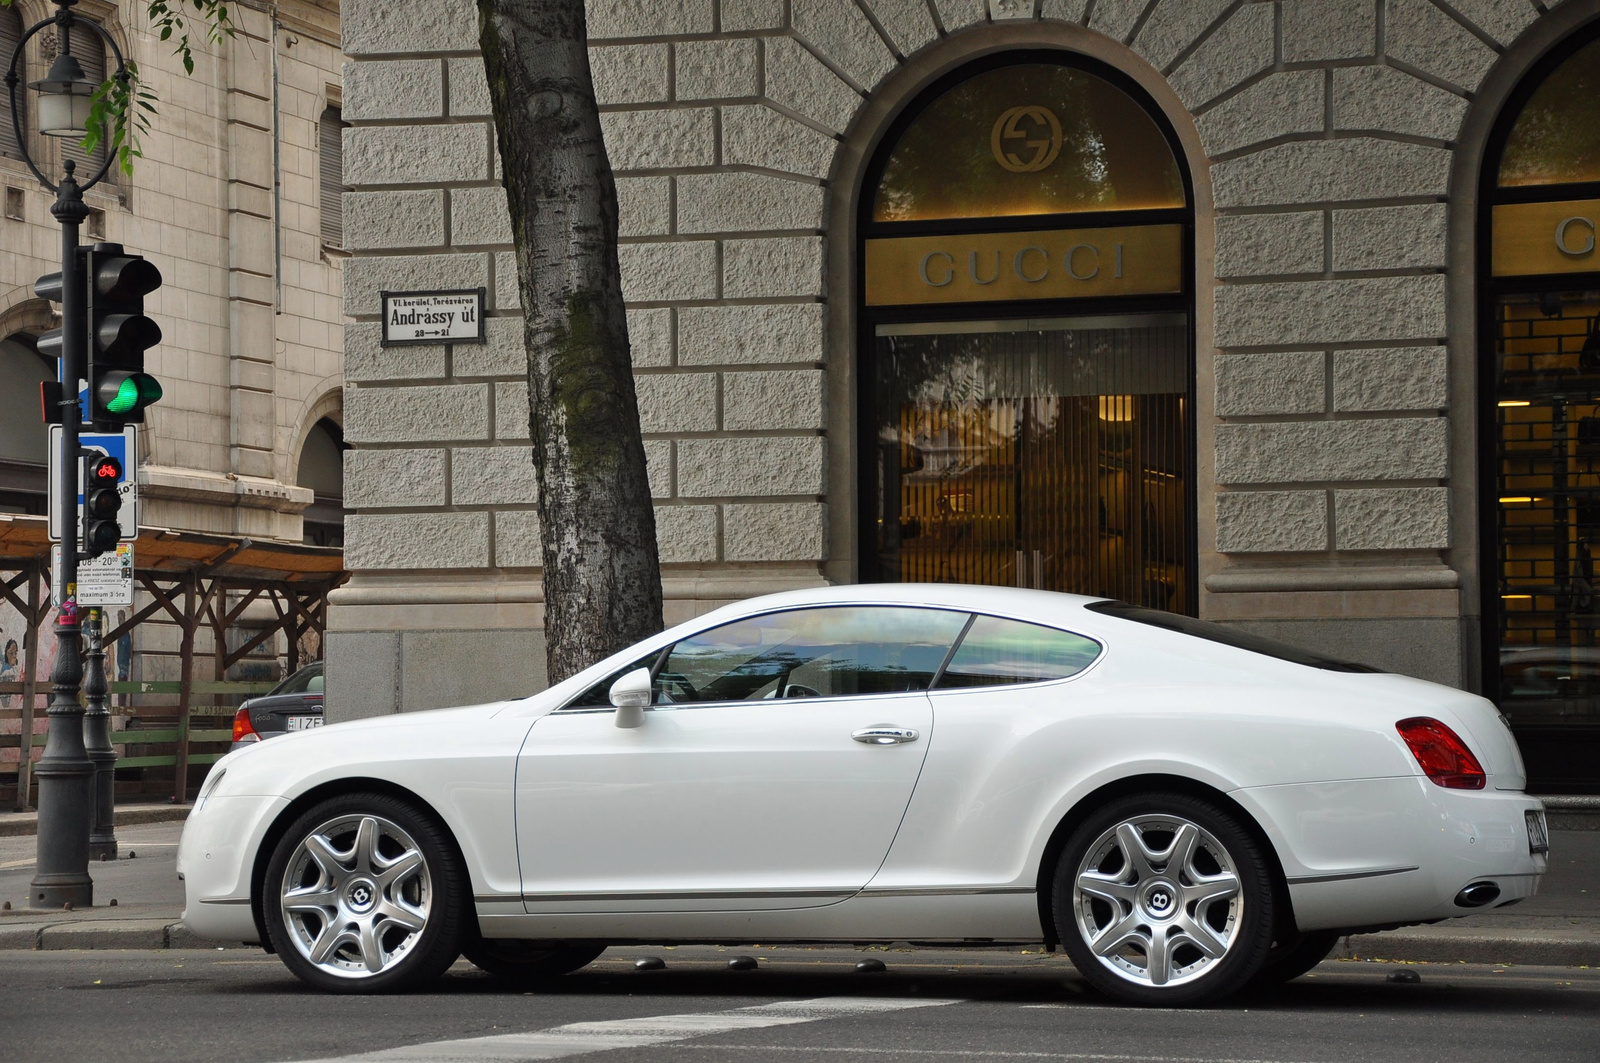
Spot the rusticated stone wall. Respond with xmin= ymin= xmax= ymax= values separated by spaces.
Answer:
xmin=330 ymin=0 xmax=1596 ymax=717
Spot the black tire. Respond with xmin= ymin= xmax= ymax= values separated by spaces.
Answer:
xmin=463 ymin=940 xmax=606 ymax=982
xmin=1250 ymin=929 xmax=1340 ymax=986
xmin=263 ymin=792 xmax=467 ymax=993
xmin=1052 ymin=791 xmax=1276 ymax=1007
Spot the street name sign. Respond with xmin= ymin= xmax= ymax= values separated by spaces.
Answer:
xmin=381 ymin=288 xmax=487 ymax=346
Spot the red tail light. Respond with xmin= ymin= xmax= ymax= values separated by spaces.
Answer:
xmin=232 ymin=706 xmax=260 ymax=744
xmin=1396 ymin=717 xmax=1485 ymax=789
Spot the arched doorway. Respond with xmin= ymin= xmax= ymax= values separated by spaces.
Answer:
xmin=857 ymin=52 xmax=1194 ymax=611
xmin=297 ymin=417 xmax=347 ymax=548
xmin=1481 ymin=26 xmax=1600 ymax=792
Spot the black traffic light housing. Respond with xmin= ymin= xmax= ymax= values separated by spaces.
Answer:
xmin=33 ymin=270 xmax=68 ymax=423
xmin=82 ymin=453 xmax=124 ymax=559
xmin=85 ymin=244 xmax=163 ymax=426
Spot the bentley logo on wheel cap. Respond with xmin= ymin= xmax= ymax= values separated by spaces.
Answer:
xmin=1148 ymin=888 xmax=1172 ymax=913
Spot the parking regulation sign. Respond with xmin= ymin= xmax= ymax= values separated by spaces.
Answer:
xmin=52 ymin=542 xmax=134 ymax=606
xmin=46 ymin=424 xmax=138 ymax=543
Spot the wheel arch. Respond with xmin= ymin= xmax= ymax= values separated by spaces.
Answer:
xmin=248 ymin=776 xmax=481 ymax=951
xmin=1031 ymin=773 xmax=1293 ymax=949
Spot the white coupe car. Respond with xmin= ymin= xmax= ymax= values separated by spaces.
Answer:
xmin=177 ymin=585 xmax=1549 ymax=1006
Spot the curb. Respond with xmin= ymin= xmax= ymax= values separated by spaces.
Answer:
xmin=0 ymin=805 xmax=191 ymax=838
xmin=1334 ymin=929 xmax=1600 ymax=968
xmin=0 ymin=919 xmax=255 ymax=951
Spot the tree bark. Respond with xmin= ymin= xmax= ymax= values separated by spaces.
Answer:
xmin=477 ymin=0 xmax=663 ymax=683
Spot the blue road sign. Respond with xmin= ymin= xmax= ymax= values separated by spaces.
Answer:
xmin=47 ymin=424 xmax=139 ymax=542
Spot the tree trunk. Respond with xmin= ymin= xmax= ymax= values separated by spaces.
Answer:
xmin=477 ymin=0 xmax=663 ymax=683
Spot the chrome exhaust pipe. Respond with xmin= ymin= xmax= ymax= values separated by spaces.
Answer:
xmin=1454 ymin=881 xmax=1501 ymax=908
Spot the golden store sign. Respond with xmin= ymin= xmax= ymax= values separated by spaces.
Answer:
xmin=864 ymin=224 xmax=1183 ymax=306
xmin=1492 ymin=198 xmax=1600 ymax=277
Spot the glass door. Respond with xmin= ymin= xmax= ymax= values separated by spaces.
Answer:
xmin=867 ymin=313 xmax=1189 ymax=612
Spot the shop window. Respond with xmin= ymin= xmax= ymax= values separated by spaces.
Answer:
xmin=1497 ymin=36 xmax=1600 ymax=188
xmin=872 ymin=62 xmax=1185 ymax=223
xmin=1483 ymin=26 xmax=1600 ymax=793
xmin=860 ymin=54 xmax=1193 ymax=613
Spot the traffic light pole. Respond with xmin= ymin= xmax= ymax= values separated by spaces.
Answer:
xmin=31 ymin=161 xmax=95 ymax=909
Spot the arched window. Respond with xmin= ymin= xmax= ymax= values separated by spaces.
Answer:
xmin=0 ymin=333 xmax=53 ymax=515
xmin=1481 ymin=26 xmax=1600 ymax=792
xmin=858 ymin=53 xmax=1193 ymax=612
xmin=1 ymin=4 xmax=24 ymax=160
xmin=297 ymin=417 xmax=346 ymax=547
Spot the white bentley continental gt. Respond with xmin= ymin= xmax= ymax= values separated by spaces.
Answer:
xmin=177 ymin=585 xmax=1549 ymax=1005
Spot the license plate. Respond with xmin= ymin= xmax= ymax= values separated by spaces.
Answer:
xmin=286 ymin=716 xmax=323 ymax=732
xmin=1526 ymin=809 xmax=1550 ymax=855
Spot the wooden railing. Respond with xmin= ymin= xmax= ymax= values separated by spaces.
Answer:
xmin=1 ymin=679 xmax=279 ymax=809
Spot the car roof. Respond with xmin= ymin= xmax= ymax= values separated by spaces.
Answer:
xmin=701 ymin=583 xmax=1110 ymax=621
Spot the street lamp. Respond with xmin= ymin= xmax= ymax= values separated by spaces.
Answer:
xmin=5 ymin=0 xmax=127 ymax=908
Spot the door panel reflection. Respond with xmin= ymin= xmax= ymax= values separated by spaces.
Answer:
xmin=872 ymin=314 xmax=1189 ymax=612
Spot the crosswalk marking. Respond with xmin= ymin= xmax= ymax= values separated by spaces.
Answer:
xmin=289 ymin=995 xmax=962 ymax=1063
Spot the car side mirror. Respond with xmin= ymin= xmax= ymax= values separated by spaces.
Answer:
xmin=610 ymin=667 xmax=653 ymax=729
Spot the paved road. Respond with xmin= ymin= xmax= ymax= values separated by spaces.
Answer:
xmin=3 ymin=945 xmax=1596 ymax=1063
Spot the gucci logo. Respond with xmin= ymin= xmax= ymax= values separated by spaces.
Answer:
xmin=991 ymin=105 xmax=1063 ymax=173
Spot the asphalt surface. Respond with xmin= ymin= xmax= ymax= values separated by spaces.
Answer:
xmin=0 ymin=945 xmax=1596 ymax=1063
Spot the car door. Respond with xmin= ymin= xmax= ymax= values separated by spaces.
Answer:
xmin=516 ymin=605 xmax=969 ymax=912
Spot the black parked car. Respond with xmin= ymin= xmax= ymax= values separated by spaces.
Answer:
xmin=231 ymin=661 xmax=323 ymax=750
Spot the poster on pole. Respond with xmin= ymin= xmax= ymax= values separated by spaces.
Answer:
xmin=50 ymin=543 xmax=134 ymax=607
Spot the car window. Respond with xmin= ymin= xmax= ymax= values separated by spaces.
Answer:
xmin=273 ymin=667 xmax=319 ymax=695
xmin=1083 ymin=600 xmax=1384 ymax=673
xmin=934 ymin=615 xmax=1102 ymax=689
xmin=306 ymin=674 xmax=324 ymax=694
xmin=657 ymin=606 xmax=969 ymax=704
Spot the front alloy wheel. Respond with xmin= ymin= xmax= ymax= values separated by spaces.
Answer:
xmin=1054 ymin=793 xmax=1274 ymax=1006
xmin=265 ymin=794 xmax=465 ymax=992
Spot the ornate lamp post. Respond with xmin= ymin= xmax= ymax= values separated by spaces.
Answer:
xmin=5 ymin=0 xmax=128 ymax=908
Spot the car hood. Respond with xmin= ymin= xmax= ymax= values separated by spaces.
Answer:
xmin=207 ymin=700 xmax=524 ymax=796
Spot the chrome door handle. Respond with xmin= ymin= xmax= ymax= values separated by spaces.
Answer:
xmin=852 ymin=726 xmax=920 ymax=745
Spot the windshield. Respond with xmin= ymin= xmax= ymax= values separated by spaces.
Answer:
xmin=1084 ymin=601 xmax=1384 ymax=673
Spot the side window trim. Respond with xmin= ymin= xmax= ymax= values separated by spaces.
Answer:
xmin=929 ymin=613 xmax=977 ymax=690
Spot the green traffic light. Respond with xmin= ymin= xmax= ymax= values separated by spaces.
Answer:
xmin=102 ymin=373 xmax=163 ymax=414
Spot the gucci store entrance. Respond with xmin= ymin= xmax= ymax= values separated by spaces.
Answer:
xmin=1483 ymin=28 xmax=1600 ymax=791
xmin=858 ymin=55 xmax=1194 ymax=613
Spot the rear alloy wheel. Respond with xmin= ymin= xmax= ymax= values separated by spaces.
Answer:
xmin=463 ymin=940 xmax=606 ymax=982
xmin=265 ymin=793 xmax=466 ymax=993
xmin=1054 ymin=792 xmax=1275 ymax=1006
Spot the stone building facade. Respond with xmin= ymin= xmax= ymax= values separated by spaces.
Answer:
xmin=2 ymin=0 xmax=346 ymax=698
xmin=1 ymin=0 xmax=346 ymax=541
xmin=331 ymin=0 xmax=1600 ymax=791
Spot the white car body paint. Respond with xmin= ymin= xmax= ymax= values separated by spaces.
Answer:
xmin=179 ymin=584 xmax=1546 ymax=948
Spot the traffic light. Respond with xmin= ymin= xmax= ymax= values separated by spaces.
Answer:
xmin=82 ymin=454 xmax=124 ymax=559
xmin=33 ymin=269 xmax=70 ymax=423
xmin=85 ymin=245 xmax=163 ymax=426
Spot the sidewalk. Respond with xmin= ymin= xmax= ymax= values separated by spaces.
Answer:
xmin=0 ymin=816 xmax=1595 ymax=967
xmin=0 ymin=802 xmax=192 ymax=837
